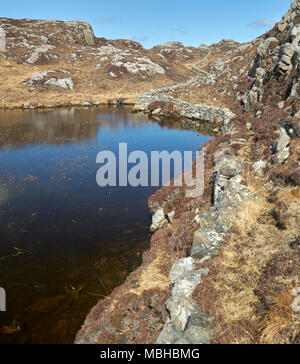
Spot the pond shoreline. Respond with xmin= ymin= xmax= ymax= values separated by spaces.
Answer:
xmin=0 ymin=107 xmax=211 ymax=344
xmin=0 ymin=101 xmax=135 ymax=111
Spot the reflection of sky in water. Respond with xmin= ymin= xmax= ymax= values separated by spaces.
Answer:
xmin=0 ymin=106 xmax=212 ymax=344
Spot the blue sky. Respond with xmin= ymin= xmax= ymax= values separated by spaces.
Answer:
xmin=1 ymin=0 xmax=294 ymax=48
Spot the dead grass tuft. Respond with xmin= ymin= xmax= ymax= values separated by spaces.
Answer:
xmin=277 ymin=186 xmax=300 ymax=205
xmin=196 ymin=175 xmax=300 ymax=344
xmin=260 ymin=289 xmax=300 ymax=344
xmin=130 ymin=248 xmax=171 ymax=295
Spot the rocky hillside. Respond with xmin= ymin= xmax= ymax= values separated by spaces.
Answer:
xmin=0 ymin=18 xmax=212 ymax=108
xmin=76 ymin=1 xmax=300 ymax=344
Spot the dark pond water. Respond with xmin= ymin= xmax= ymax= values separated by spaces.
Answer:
xmin=0 ymin=106 xmax=211 ymax=344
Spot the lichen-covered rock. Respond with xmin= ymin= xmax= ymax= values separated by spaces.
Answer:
xmin=242 ymin=0 xmax=300 ymax=111
xmin=172 ymin=270 xmax=208 ymax=298
xmin=192 ymin=154 xmax=255 ymax=259
xmin=169 ymin=257 xmax=195 ymax=283
xmin=157 ymin=297 xmax=215 ymax=344
xmin=276 ymin=127 xmax=291 ymax=163
xmin=23 ymin=70 xmax=74 ymax=90
xmin=45 ymin=77 xmax=73 ymax=89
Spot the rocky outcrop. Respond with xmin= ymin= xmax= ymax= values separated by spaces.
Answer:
xmin=23 ymin=70 xmax=74 ymax=90
xmin=0 ymin=18 xmax=95 ymax=48
xmin=242 ymin=1 xmax=300 ymax=112
xmin=0 ymin=17 xmax=216 ymax=109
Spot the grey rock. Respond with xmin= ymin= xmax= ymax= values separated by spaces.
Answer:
xmin=156 ymin=320 xmax=183 ymax=344
xmin=277 ymin=127 xmax=290 ymax=163
xmin=150 ymin=208 xmax=167 ymax=232
xmin=282 ymin=43 xmax=295 ymax=58
xmin=256 ymin=37 xmax=277 ymax=58
xmin=166 ymin=297 xmax=197 ymax=331
xmin=277 ymin=101 xmax=285 ymax=109
xmin=157 ymin=297 xmax=215 ymax=344
xmin=291 ymin=24 xmax=300 ymax=41
xmin=45 ymin=77 xmax=73 ymax=89
xmin=117 ymin=98 xmax=125 ymax=105
xmin=172 ymin=270 xmax=208 ymax=298
xmin=245 ymin=89 xmax=259 ymax=110
xmin=192 ymin=155 xmax=255 ymax=259
xmin=277 ymin=148 xmax=290 ymax=163
xmin=169 ymin=257 xmax=195 ymax=283
xmin=23 ymin=70 xmax=73 ymax=90
xmin=255 ymin=67 xmax=265 ymax=80
xmin=192 ymin=229 xmax=223 ymax=258
xmin=83 ymin=29 xmax=95 ymax=46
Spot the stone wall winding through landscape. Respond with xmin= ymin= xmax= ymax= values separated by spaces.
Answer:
xmin=134 ymin=45 xmax=235 ymax=130
xmin=0 ymin=1 xmax=299 ymax=345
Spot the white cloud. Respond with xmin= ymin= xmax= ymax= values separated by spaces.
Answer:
xmin=127 ymin=35 xmax=149 ymax=43
xmin=248 ymin=18 xmax=279 ymax=28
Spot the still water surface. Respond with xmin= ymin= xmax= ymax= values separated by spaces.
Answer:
xmin=0 ymin=107 xmax=211 ymax=343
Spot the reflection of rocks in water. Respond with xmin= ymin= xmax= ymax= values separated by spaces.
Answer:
xmin=0 ymin=107 xmax=213 ymax=149
xmin=0 ymin=189 xmax=8 ymax=206
xmin=0 ymin=107 xmax=151 ymax=148
xmin=0 ymin=108 xmax=100 ymax=148
xmin=148 ymin=115 xmax=214 ymax=136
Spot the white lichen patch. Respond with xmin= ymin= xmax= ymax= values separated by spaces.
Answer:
xmin=23 ymin=70 xmax=73 ymax=89
xmin=123 ymin=57 xmax=165 ymax=75
xmin=26 ymin=45 xmax=56 ymax=64
xmin=97 ymin=45 xmax=122 ymax=56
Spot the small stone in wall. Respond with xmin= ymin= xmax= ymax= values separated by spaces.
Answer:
xmin=157 ymin=297 xmax=215 ymax=344
xmin=172 ymin=270 xmax=208 ymax=298
xmin=276 ymin=127 xmax=290 ymax=163
xmin=170 ymin=257 xmax=195 ymax=283
xmin=152 ymin=108 xmax=162 ymax=115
